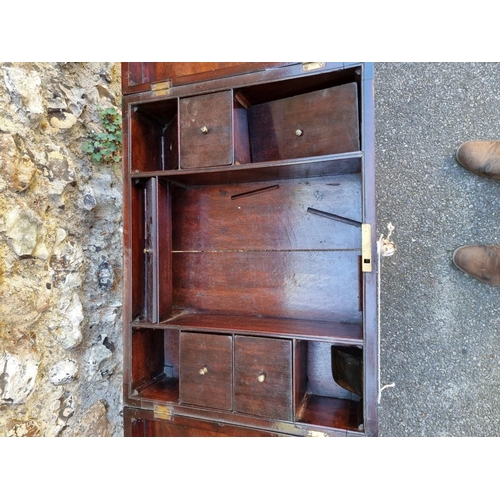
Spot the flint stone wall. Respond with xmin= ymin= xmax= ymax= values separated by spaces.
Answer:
xmin=0 ymin=62 xmax=123 ymax=436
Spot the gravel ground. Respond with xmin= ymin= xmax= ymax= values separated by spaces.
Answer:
xmin=375 ymin=62 xmax=500 ymax=436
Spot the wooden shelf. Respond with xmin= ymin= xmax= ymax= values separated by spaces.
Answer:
xmin=129 ymin=152 xmax=362 ymax=186
xmin=132 ymin=312 xmax=363 ymax=345
xmin=135 ymin=376 xmax=179 ymax=403
xmin=296 ymin=394 xmax=363 ymax=434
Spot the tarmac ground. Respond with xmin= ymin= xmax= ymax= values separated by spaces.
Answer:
xmin=376 ymin=62 xmax=500 ymax=436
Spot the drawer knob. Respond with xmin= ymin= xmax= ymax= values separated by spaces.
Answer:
xmin=200 ymin=126 xmax=209 ymax=134
xmin=257 ymin=373 xmax=266 ymax=383
xmin=199 ymin=367 xmax=208 ymax=376
xmin=295 ymin=129 xmax=303 ymax=137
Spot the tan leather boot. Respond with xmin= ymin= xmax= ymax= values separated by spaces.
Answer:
xmin=456 ymin=141 xmax=500 ymax=179
xmin=453 ymin=245 xmax=500 ymax=286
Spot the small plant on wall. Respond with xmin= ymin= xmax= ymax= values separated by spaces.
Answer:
xmin=83 ymin=107 xmax=122 ymax=165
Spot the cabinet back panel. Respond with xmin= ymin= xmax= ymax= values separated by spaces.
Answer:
xmin=172 ymin=175 xmax=362 ymax=252
xmin=172 ymin=250 xmax=361 ymax=323
xmin=307 ymin=341 xmax=359 ymax=399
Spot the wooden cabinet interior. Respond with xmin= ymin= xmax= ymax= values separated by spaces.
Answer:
xmin=122 ymin=62 xmax=377 ymax=437
xmin=128 ymin=67 xmax=361 ymax=173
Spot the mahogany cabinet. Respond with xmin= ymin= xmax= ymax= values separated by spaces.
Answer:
xmin=121 ymin=62 xmax=377 ymax=437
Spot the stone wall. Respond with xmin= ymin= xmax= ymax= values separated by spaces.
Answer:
xmin=0 ymin=63 xmax=123 ymax=436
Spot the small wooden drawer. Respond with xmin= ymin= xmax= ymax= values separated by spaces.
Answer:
xmin=180 ymin=91 xmax=233 ymax=169
xmin=179 ymin=332 xmax=233 ymax=410
xmin=247 ymin=82 xmax=360 ymax=163
xmin=234 ymin=336 xmax=292 ymax=421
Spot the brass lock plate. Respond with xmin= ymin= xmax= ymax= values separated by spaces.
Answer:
xmin=361 ymin=223 xmax=372 ymax=272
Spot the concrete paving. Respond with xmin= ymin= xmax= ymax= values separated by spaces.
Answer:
xmin=375 ymin=62 xmax=500 ymax=436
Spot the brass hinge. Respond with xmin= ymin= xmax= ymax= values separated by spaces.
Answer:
xmin=151 ymin=80 xmax=171 ymax=96
xmin=153 ymin=404 xmax=174 ymax=421
xmin=302 ymin=62 xmax=326 ymax=72
xmin=272 ymin=421 xmax=302 ymax=435
xmin=361 ymin=223 xmax=372 ymax=272
xmin=307 ymin=430 xmax=329 ymax=437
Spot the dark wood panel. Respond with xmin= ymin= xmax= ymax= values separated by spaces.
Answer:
xmin=129 ymin=418 xmax=145 ymax=437
xmin=153 ymin=63 xmax=252 ymax=83
xmin=179 ymin=332 xmax=233 ymax=410
xmin=172 ymin=175 xmax=361 ymax=251
xmin=143 ymin=416 xmax=282 ymax=437
xmin=172 ymin=250 xmax=362 ymax=323
xmin=248 ymin=83 xmax=359 ymax=162
xmin=144 ymin=419 xmax=274 ymax=437
xmin=122 ymin=62 xmax=292 ymax=95
xmin=157 ymin=180 xmax=172 ymax=321
xmin=234 ymin=94 xmax=252 ymax=165
xmin=234 ymin=336 xmax=292 ymax=421
xmin=125 ymin=63 xmax=144 ymax=88
xmin=180 ymin=91 xmax=233 ymax=169
xmin=294 ymin=339 xmax=308 ymax=417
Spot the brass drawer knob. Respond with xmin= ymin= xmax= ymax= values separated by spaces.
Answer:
xmin=257 ymin=373 xmax=266 ymax=383
xmin=199 ymin=367 xmax=208 ymax=375
xmin=295 ymin=129 xmax=303 ymax=136
xmin=200 ymin=126 xmax=209 ymax=134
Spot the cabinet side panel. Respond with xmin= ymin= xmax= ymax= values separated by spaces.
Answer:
xmin=158 ymin=180 xmax=172 ymax=321
xmin=234 ymin=94 xmax=252 ymax=164
xmin=360 ymin=63 xmax=378 ymax=436
xmin=144 ymin=179 xmax=158 ymax=322
xmin=294 ymin=339 xmax=308 ymax=418
xmin=131 ymin=184 xmax=145 ymax=319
